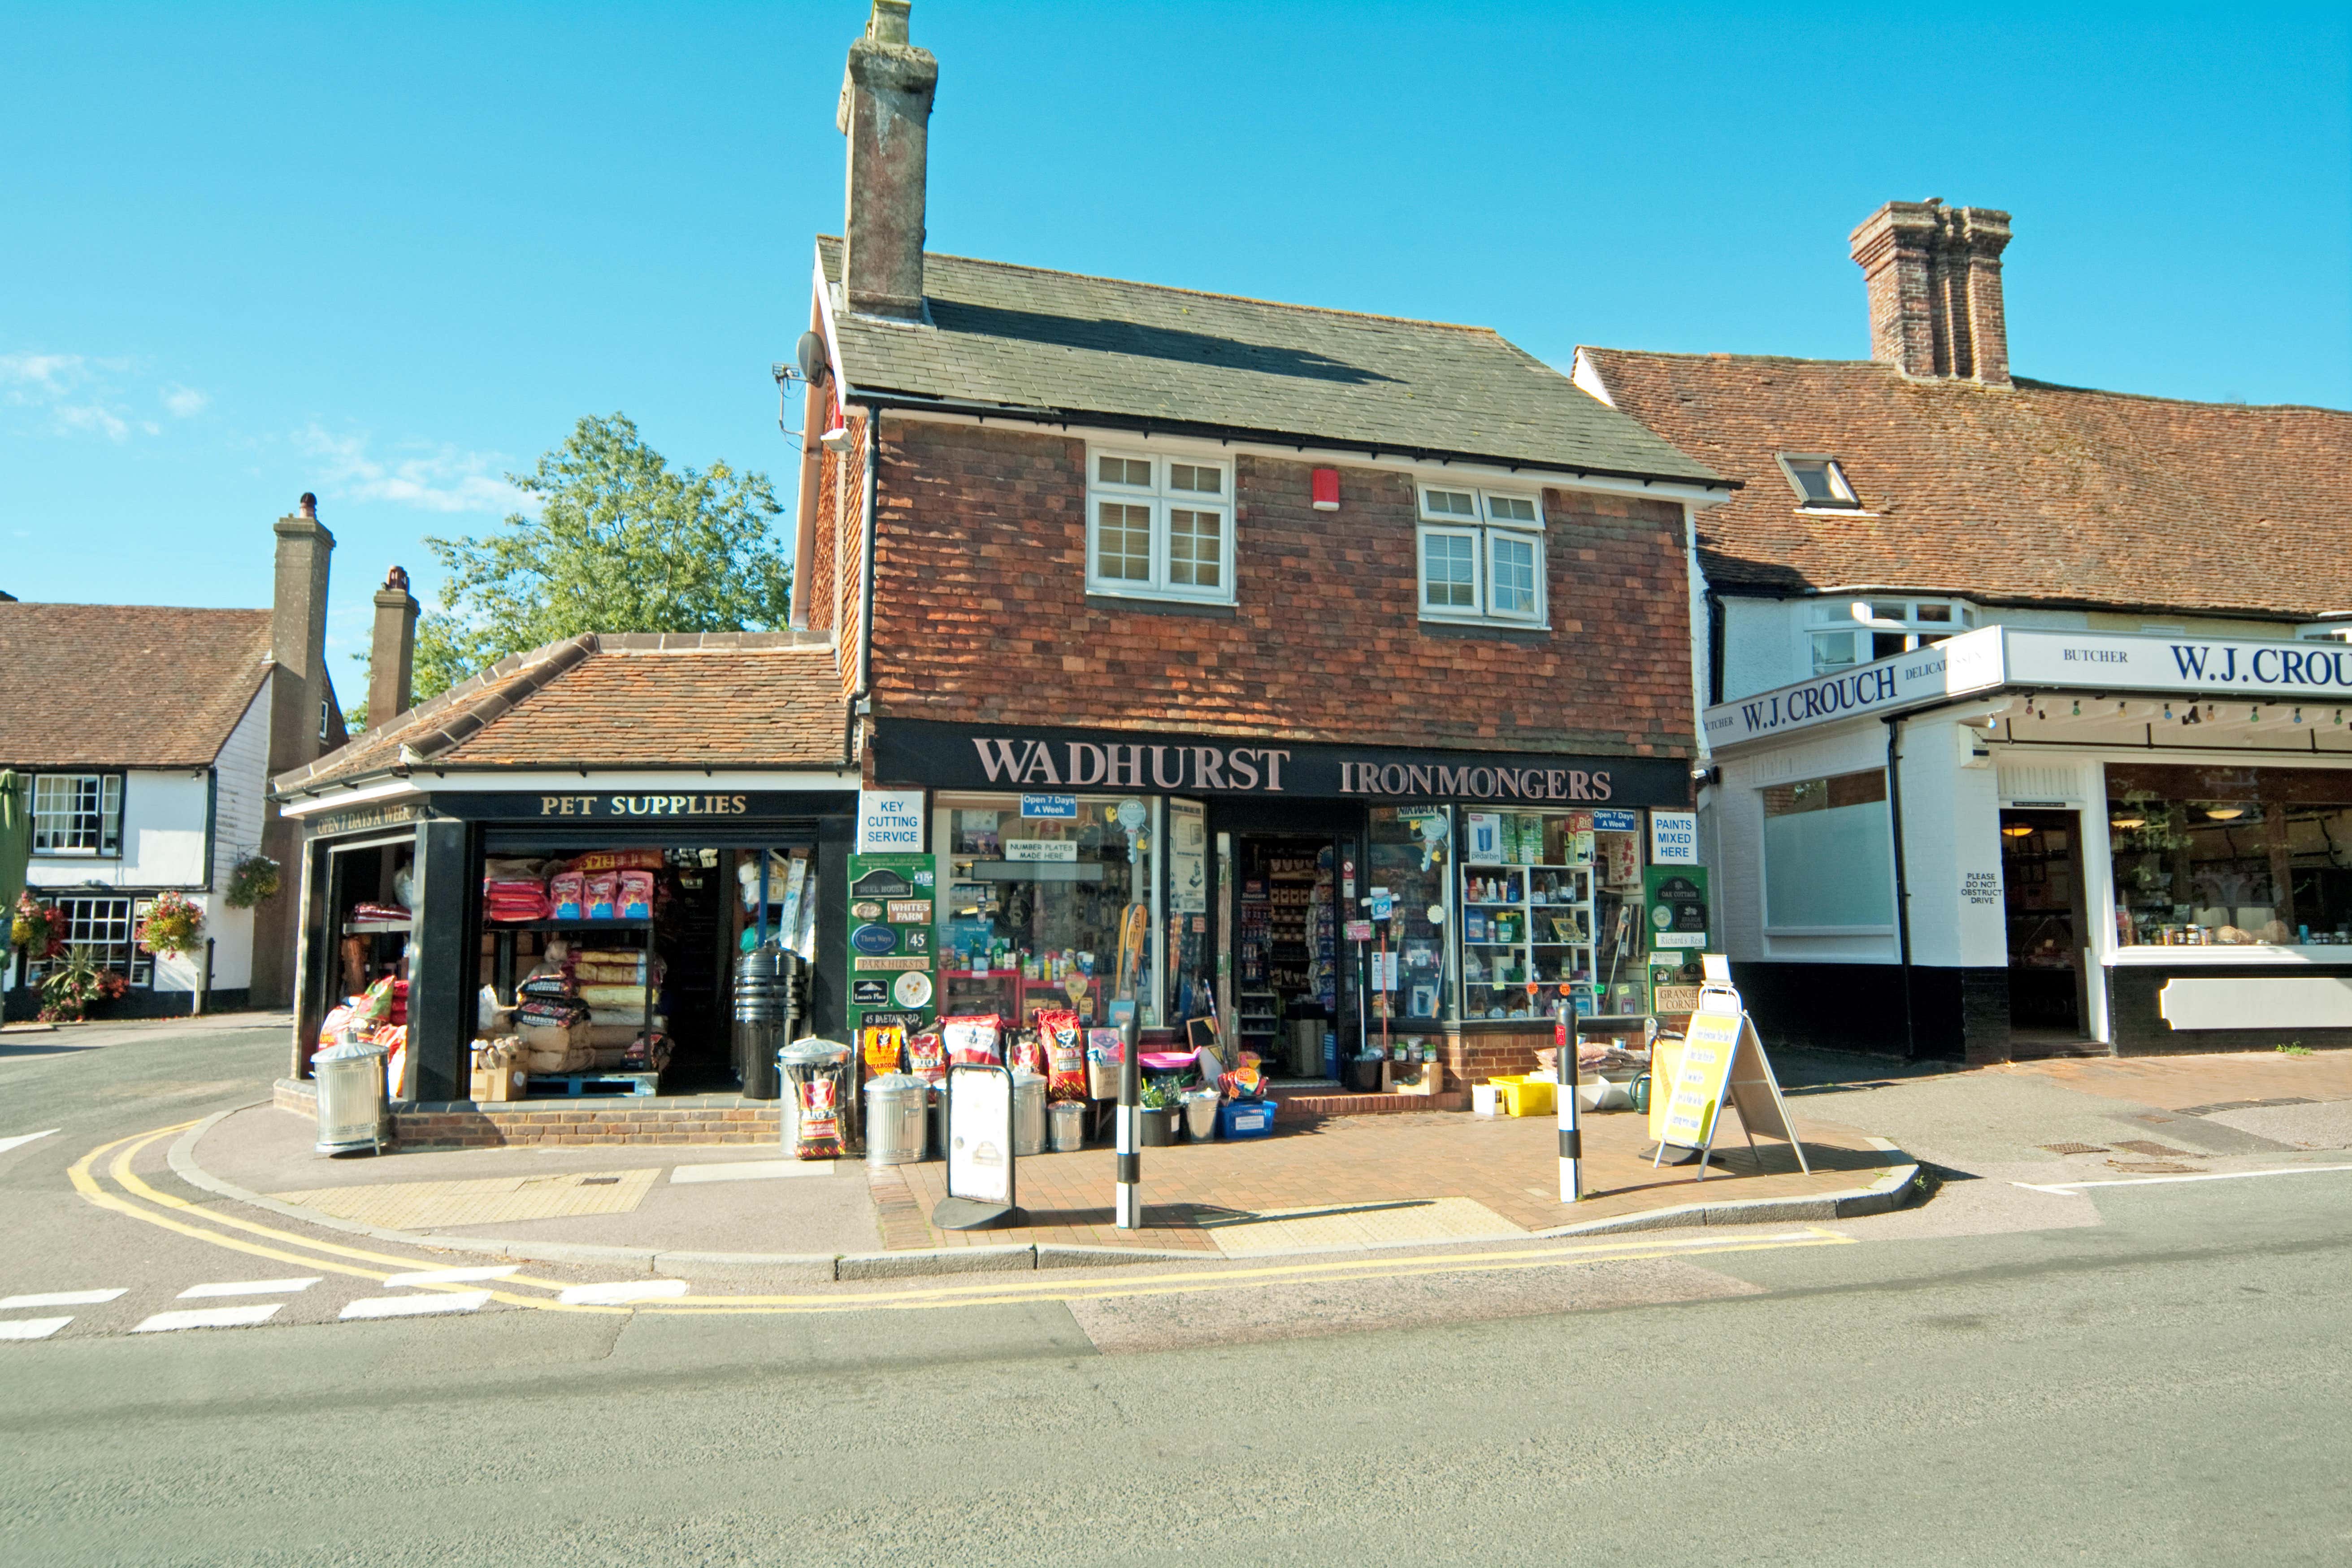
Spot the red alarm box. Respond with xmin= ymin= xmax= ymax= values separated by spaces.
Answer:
xmin=1311 ymin=467 xmax=1339 ymax=511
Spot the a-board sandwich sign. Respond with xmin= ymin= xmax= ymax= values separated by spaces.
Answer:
xmin=1659 ymin=1005 xmax=1742 ymax=1149
xmin=945 ymin=1062 xmax=1014 ymax=1208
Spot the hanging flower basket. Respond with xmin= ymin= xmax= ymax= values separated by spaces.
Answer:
xmin=224 ymin=853 xmax=281 ymax=910
xmin=139 ymin=891 xmax=204 ymax=956
xmin=11 ymin=892 xmax=66 ymax=960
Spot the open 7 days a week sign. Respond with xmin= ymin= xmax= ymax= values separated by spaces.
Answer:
xmin=1654 ymin=984 xmax=1810 ymax=1181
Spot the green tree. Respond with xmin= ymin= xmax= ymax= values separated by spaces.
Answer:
xmin=410 ymin=413 xmax=793 ymax=700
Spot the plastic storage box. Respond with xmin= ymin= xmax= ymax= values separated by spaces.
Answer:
xmin=1217 ymin=1099 xmax=1279 ymax=1139
xmin=1491 ymin=1074 xmax=1556 ymax=1117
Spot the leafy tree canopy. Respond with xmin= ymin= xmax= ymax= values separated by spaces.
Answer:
xmin=410 ymin=413 xmax=792 ymax=702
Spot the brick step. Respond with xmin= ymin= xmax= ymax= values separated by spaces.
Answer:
xmin=1271 ymin=1089 xmax=1468 ymax=1120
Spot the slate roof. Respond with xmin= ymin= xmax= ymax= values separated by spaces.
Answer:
xmin=816 ymin=237 xmax=1726 ymax=489
xmin=0 ymin=604 xmax=273 ymax=768
xmin=277 ymin=633 xmax=851 ymax=794
xmin=1579 ymin=349 xmax=2352 ymax=619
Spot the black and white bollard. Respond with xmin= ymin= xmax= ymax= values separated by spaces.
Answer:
xmin=1557 ymin=998 xmax=1582 ymax=1203
xmin=1115 ymin=1014 xmax=1141 ymax=1229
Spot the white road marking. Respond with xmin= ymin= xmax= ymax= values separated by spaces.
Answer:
xmin=382 ymin=1266 xmax=517 ymax=1288
xmin=340 ymin=1291 xmax=493 ymax=1321
xmin=670 ymin=1159 xmax=837 ymax=1184
xmin=2015 ymin=1162 xmax=2352 ymax=1194
xmin=0 ymin=1288 xmax=127 ymax=1309
xmin=177 ymin=1277 xmax=321 ymax=1299
xmin=133 ymin=1303 xmax=284 ymax=1333
xmin=0 ymin=1316 xmax=74 ymax=1341
xmin=0 ymin=1129 xmax=61 ymax=1155
xmin=558 ymin=1279 xmax=690 ymax=1306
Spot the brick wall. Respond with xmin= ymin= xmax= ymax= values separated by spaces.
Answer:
xmin=1445 ymin=1028 xmax=1553 ymax=1086
xmin=273 ymin=1079 xmax=782 ymax=1147
xmin=866 ymin=419 xmax=1696 ymax=757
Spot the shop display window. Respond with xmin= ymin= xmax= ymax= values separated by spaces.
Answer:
xmin=1366 ymin=806 xmax=1451 ymax=1024
xmin=1760 ymin=770 xmax=1894 ymax=931
xmin=937 ymin=798 xmax=1154 ymax=1028
xmin=1457 ymin=808 xmax=1645 ymax=1020
xmin=2107 ymin=764 xmax=2352 ymax=946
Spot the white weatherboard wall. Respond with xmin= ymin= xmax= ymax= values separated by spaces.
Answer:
xmin=192 ymin=681 xmax=271 ymax=992
xmin=1714 ymin=715 xmax=1897 ymax=965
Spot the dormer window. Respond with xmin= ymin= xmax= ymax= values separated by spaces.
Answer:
xmin=1778 ymin=455 xmax=1859 ymax=510
xmin=1808 ymin=598 xmax=1977 ymax=674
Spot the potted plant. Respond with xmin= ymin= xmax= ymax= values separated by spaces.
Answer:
xmin=39 ymin=946 xmax=129 ymax=1023
xmin=139 ymin=891 xmax=203 ymax=957
xmin=1138 ymin=1077 xmax=1180 ymax=1146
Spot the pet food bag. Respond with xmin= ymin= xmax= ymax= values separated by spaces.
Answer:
xmin=1035 ymin=1009 xmax=1087 ymax=1102
xmin=584 ymin=872 xmax=620 ymax=921
xmin=1007 ymin=1027 xmax=1046 ymax=1077
xmin=942 ymin=1014 xmax=1003 ymax=1066
xmin=548 ymin=871 xmax=586 ymax=921
xmin=906 ymin=1030 xmax=947 ymax=1086
xmin=616 ymin=870 xmax=655 ymax=919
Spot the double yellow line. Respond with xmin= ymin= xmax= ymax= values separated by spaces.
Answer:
xmin=72 ymin=1121 xmax=1856 ymax=1318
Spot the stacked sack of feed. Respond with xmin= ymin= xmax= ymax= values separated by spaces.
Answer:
xmin=577 ymin=947 xmax=662 ymax=1066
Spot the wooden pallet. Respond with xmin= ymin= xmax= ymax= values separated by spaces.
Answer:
xmin=525 ymin=1070 xmax=660 ymax=1099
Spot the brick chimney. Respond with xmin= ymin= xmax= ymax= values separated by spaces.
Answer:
xmin=1849 ymin=200 xmax=2013 ymax=385
xmin=838 ymin=0 xmax=938 ymax=319
xmin=268 ymin=493 xmax=335 ymax=776
xmin=368 ymin=565 xmax=418 ymax=728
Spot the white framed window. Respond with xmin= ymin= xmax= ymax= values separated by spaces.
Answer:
xmin=1762 ymin=770 xmax=1895 ymax=933
xmin=20 ymin=894 xmax=153 ymax=986
xmin=1777 ymin=454 xmax=1860 ymax=509
xmin=1085 ymin=448 xmax=1235 ymax=604
xmin=1806 ymin=598 xmax=1977 ymax=675
xmin=1416 ymin=487 xmax=1545 ymax=626
xmin=31 ymin=773 xmax=122 ymax=856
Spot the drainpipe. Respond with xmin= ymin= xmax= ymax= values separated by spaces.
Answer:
xmin=1884 ymin=715 xmax=1918 ymax=1060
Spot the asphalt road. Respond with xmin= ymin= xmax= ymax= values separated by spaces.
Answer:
xmin=6 ymin=1020 xmax=2351 ymax=1565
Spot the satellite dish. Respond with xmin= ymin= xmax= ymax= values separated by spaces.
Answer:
xmin=795 ymin=330 xmax=828 ymax=382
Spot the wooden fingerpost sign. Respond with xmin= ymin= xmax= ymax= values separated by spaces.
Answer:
xmin=1652 ymin=964 xmax=1809 ymax=1181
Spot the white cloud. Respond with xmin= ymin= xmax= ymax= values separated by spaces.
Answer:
xmin=1 ymin=352 xmax=150 ymax=443
xmin=161 ymin=385 xmax=209 ymax=418
xmin=298 ymin=425 xmax=525 ymax=515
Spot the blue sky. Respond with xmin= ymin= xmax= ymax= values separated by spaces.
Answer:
xmin=4 ymin=1 xmax=2346 ymax=676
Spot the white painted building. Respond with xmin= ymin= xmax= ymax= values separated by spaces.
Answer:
xmin=1577 ymin=199 xmax=2352 ymax=1060
xmin=2 ymin=499 xmax=345 ymax=1017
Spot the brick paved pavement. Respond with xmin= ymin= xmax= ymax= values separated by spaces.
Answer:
xmin=876 ymin=1105 xmax=1901 ymax=1251
xmin=1997 ymin=1050 xmax=2352 ymax=1111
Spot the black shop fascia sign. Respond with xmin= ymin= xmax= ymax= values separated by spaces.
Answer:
xmin=429 ymin=790 xmax=851 ymax=822
xmin=872 ymin=718 xmax=1689 ymax=808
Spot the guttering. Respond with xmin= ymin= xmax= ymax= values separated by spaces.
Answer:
xmin=851 ymin=389 xmax=1740 ymax=500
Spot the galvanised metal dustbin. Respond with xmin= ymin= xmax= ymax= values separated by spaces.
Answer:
xmin=313 ymin=1039 xmax=388 ymax=1156
xmin=863 ymin=1073 xmax=929 ymax=1167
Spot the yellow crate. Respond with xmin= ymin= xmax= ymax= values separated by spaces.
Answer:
xmin=1491 ymin=1074 xmax=1555 ymax=1116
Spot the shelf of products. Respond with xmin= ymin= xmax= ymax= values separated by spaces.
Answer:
xmin=1462 ymin=864 xmax=1596 ymax=1019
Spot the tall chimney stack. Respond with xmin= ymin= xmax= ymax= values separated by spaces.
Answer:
xmin=838 ymin=0 xmax=938 ymax=320
xmin=368 ymin=565 xmax=418 ymax=729
xmin=1849 ymin=200 xmax=2013 ymax=385
xmin=269 ymin=493 xmax=335 ymax=775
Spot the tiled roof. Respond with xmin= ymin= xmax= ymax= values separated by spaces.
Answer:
xmin=1579 ymin=349 xmax=2352 ymax=618
xmin=0 ymin=604 xmax=272 ymax=768
xmin=277 ymin=633 xmax=850 ymax=794
xmin=818 ymin=237 xmax=1726 ymax=489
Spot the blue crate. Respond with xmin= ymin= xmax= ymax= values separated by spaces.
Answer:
xmin=1217 ymin=1098 xmax=1279 ymax=1140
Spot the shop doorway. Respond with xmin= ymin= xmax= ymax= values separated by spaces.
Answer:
xmin=2001 ymin=808 xmax=2089 ymax=1047
xmin=1232 ymin=832 xmax=1352 ymax=1081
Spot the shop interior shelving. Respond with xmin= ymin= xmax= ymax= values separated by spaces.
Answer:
xmin=487 ymin=915 xmax=660 ymax=1086
xmin=1460 ymin=863 xmax=1596 ymax=1021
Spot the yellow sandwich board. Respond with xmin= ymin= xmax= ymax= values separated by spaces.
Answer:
xmin=1653 ymin=976 xmax=1808 ymax=1180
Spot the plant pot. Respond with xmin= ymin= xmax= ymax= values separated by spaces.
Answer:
xmin=1345 ymin=1059 xmax=1384 ymax=1093
xmin=1138 ymin=1107 xmax=1178 ymax=1147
